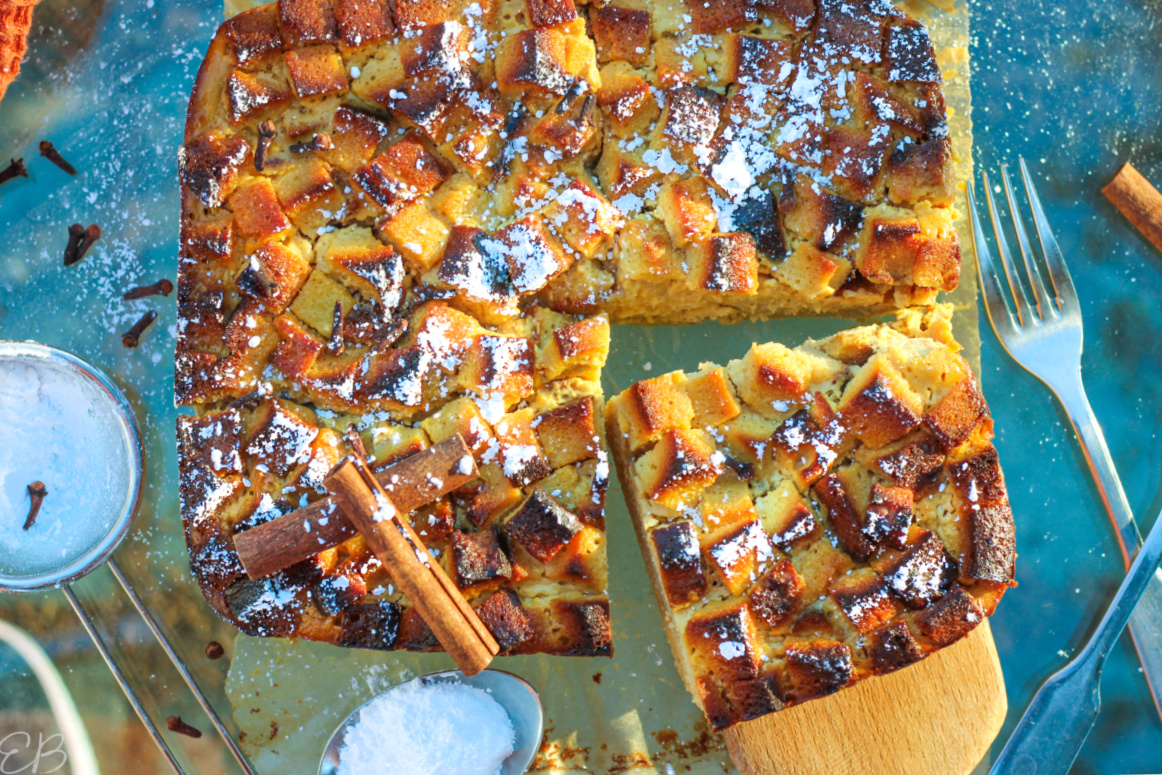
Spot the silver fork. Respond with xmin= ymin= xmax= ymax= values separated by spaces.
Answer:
xmin=969 ymin=159 xmax=1162 ymax=719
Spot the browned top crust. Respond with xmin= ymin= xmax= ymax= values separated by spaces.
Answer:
xmin=606 ymin=307 xmax=1015 ymax=730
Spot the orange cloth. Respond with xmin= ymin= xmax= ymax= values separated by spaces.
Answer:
xmin=0 ymin=0 xmax=39 ymax=103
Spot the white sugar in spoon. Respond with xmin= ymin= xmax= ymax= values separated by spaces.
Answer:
xmin=319 ymin=669 xmax=543 ymax=775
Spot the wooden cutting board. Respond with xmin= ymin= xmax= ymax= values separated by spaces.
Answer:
xmin=723 ymin=620 xmax=1006 ymax=775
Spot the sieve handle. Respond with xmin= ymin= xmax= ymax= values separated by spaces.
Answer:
xmin=62 ymin=585 xmax=186 ymax=775
xmin=108 ymin=559 xmax=258 ymax=775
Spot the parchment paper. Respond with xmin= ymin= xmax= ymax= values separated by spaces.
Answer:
xmin=224 ymin=2 xmax=979 ymax=771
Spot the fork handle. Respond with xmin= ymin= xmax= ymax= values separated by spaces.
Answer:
xmin=1054 ymin=375 xmax=1162 ymax=717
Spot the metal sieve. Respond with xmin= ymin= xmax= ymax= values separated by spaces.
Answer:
xmin=0 ymin=342 xmax=256 ymax=775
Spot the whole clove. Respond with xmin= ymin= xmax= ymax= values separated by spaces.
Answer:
xmin=289 ymin=133 xmax=333 ymax=153
xmin=122 ymin=310 xmax=158 ymax=348
xmin=39 ymin=141 xmax=77 ymax=175
xmin=63 ymin=224 xmax=85 ymax=266
xmin=65 ymin=224 xmax=101 ymax=266
xmin=326 ymin=301 xmax=345 ymax=356
xmin=204 ymin=641 xmax=225 ymax=660
xmin=554 ymin=78 xmax=584 ymax=115
xmin=23 ymin=481 xmax=47 ymax=530
xmin=165 ymin=716 xmax=203 ymax=739
xmin=346 ymin=423 xmax=368 ymax=459
xmin=123 ymin=279 xmax=174 ymax=300
xmin=254 ymin=121 xmax=276 ymax=172
xmin=578 ymin=93 xmax=596 ymax=126
xmin=778 ymin=170 xmax=796 ymax=214
xmin=0 ymin=158 xmax=28 ymax=188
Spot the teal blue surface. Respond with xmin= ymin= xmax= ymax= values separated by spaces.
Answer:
xmin=1 ymin=0 xmax=1162 ymax=772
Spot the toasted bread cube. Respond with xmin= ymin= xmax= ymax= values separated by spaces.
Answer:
xmin=544 ymin=526 xmax=607 ymax=588
xmin=820 ymin=125 xmax=890 ymax=202
xmin=915 ymin=585 xmax=984 ymax=646
xmin=536 ymin=257 xmax=616 ymax=316
xmin=534 ymin=397 xmax=600 ymax=469
xmin=656 ymin=85 xmax=721 ymax=165
xmin=596 ymin=145 xmax=663 ymax=199
xmin=719 ymin=411 xmax=779 ymax=465
xmin=592 ymin=5 xmax=650 ymax=65
xmin=923 ymin=375 xmax=989 ymax=450
xmin=698 ymin=479 xmax=757 ymax=533
xmin=658 ymin=179 xmax=717 ymax=248
xmin=359 ymin=344 xmax=433 ymax=407
xmin=747 ymin=558 xmax=805 ymax=629
xmin=222 ymin=5 xmax=283 ymax=67
xmin=539 ymin=315 xmax=610 ymax=381
xmin=284 ymin=44 xmax=347 ymax=99
xmin=756 ymin=482 xmax=819 ymax=550
xmin=725 ymin=34 xmax=795 ymax=87
xmin=542 ymin=179 xmax=622 ymax=258
xmin=853 ymin=71 xmax=923 ymax=135
xmin=776 ymin=243 xmax=851 ymax=299
xmin=684 ymin=367 xmax=741 ymax=428
xmin=728 ymin=342 xmax=844 ymax=415
xmin=449 ymin=527 xmax=513 ymax=592
xmin=619 ymin=371 xmax=694 ymax=452
xmin=888 ymin=136 xmax=954 ymax=207
xmin=839 ymin=353 xmax=924 ymax=448
xmin=864 ymin=482 xmax=914 ymax=550
xmin=349 ymin=47 xmax=406 ymax=107
xmin=829 ymin=569 xmax=898 ymax=634
xmin=245 ymin=399 xmax=319 ymax=477
xmin=726 ymin=187 xmax=785 ymax=259
xmin=393 ymin=0 xmax=494 ymax=30
xmin=420 ymin=397 xmax=494 ymax=457
xmin=366 ymin=424 xmax=430 ymax=468
xmin=615 ymin=217 xmax=679 ymax=281
xmin=436 ymin=225 xmax=515 ymax=306
xmin=687 ymin=0 xmax=756 ymax=33
xmin=651 ymin=521 xmax=708 ymax=609
xmin=378 ymin=201 xmax=450 ymax=271
xmin=278 ymin=0 xmax=337 ymax=46
xmin=946 ymin=442 xmax=1016 ymax=585
xmin=489 ymin=215 xmax=573 ymax=294
xmin=314 ymin=228 xmax=403 ymax=313
xmin=236 ymin=239 xmax=313 ymax=314
xmin=688 ymin=233 xmax=759 ymax=294
xmin=596 ymin=62 xmax=660 ymax=137
xmin=179 ymin=133 xmax=250 ymax=209
xmin=784 ymin=641 xmax=852 ymax=700
xmin=863 ymin=619 xmax=923 ymax=673
xmin=273 ymin=157 xmax=345 ymax=234
xmin=783 ymin=175 xmax=865 ymax=252
xmin=655 ymin=36 xmax=709 ymax=87
xmin=504 ymin=489 xmax=584 ymax=563
xmin=685 ymin=602 xmax=762 ymax=683
xmin=289 ymin=269 xmax=355 ymax=337
xmin=496 ymin=28 xmax=573 ymax=97
xmin=400 ymin=21 xmax=469 ymax=76
xmin=701 ymin=518 xmax=771 ymax=596
xmin=458 ymin=335 xmax=535 ymax=404
xmin=464 ymin=462 xmax=524 ymax=527
xmin=852 ymin=204 xmax=960 ymax=291
xmin=181 ymin=215 xmax=234 ymax=263
xmin=634 ymin=429 xmax=722 ymax=511
xmin=886 ymin=19 xmax=940 ymax=83
xmin=494 ymin=409 xmax=553 ymax=487
xmin=409 ymin=302 xmax=486 ymax=366
xmin=334 ymin=0 xmax=393 ymax=51
xmin=388 ymin=78 xmax=458 ymax=138
xmin=271 ymin=313 xmax=324 ymax=378
xmin=354 ymin=135 xmax=451 ymax=215
xmin=226 ymin=69 xmax=292 ymax=125
xmin=475 ymin=590 xmax=534 ymax=654
xmin=812 ymin=471 xmax=875 ymax=562
xmin=880 ymin=529 xmax=957 ymax=609
xmin=230 ymin=178 xmax=293 ymax=240
xmin=326 ymin=105 xmax=391 ymax=171
xmin=525 ymin=0 xmax=577 ymax=27
xmin=855 ymin=432 xmax=945 ymax=488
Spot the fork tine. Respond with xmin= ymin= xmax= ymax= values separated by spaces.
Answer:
xmin=983 ymin=170 xmax=1035 ymax=327
xmin=969 ymin=183 xmax=1020 ymax=341
xmin=1000 ymin=164 xmax=1054 ymax=320
xmin=1020 ymin=158 xmax=1080 ymax=313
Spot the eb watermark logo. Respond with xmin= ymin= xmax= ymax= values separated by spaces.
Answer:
xmin=0 ymin=732 xmax=67 ymax=774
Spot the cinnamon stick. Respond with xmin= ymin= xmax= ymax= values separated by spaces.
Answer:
xmin=325 ymin=456 xmax=498 ymax=676
xmin=1103 ymin=162 xmax=1162 ymax=255
xmin=234 ymin=435 xmax=478 ymax=579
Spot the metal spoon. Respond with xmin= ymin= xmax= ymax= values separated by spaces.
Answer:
xmin=989 ymin=503 xmax=1162 ymax=774
xmin=319 ymin=669 xmax=543 ymax=775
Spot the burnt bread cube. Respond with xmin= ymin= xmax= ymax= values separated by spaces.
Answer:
xmin=607 ymin=308 xmax=1015 ymax=730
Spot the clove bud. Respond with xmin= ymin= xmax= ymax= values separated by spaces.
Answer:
xmin=65 ymin=224 xmax=101 ymax=266
xmin=23 ymin=481 xmax=47 ymax=530
xmin=0 ymin=158 xmax=28 ymax=188
xmin=204 ymin=641 xmax=225 ymax=660
xmin=123 ymin=279 xmax=174 ymax=300
xmin=165 ymin=716 xmax=203 ymax=739
xmin=254 ymin=121 xmax=276 ymax=172
xmin=39 ymin=141 xmax=78 ymax=175
xmin=122 ymin=310 xmax=158 ymax=348
xmin=326 ymin=301 xmax=345 ymax=356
